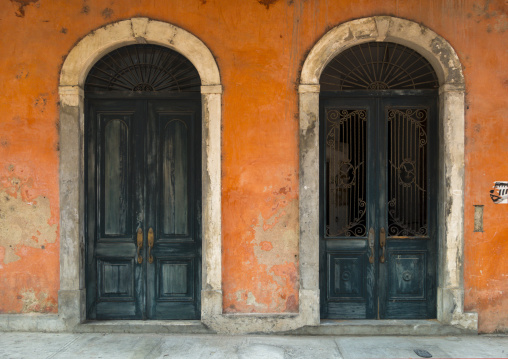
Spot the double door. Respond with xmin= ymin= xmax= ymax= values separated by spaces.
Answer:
xmin=86 ymin=98 xmax=201 ymax=320
xmin=320 ymin=93 xmax=437 ymax=319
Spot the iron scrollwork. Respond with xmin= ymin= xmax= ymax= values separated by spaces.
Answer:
xmin=85 ymin=44 xmax=201 ymax=93
xmin=387 ymin=108 xmax=428 ymax=237
xmin=320 ymin=42 xmax=439 ymax=91
xmin=326 ymin=109 xmax=367 ymax=238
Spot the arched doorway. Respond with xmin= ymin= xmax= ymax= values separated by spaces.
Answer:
xmin=84 ymin=44 xmax=202 ymax=319
xmin=298 ymin=16 xmax=477 ymax=329
xmin=319 ymin=42 xmax=438 ymax=319
xmin=58 ymin=18 xmax=222 ymax=327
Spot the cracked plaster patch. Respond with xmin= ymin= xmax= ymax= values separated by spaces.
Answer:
xmin=247 ymin=291 xmax=268 ymax=309
xmin=251 ymin=198 xmax=299 ymax=311
xmin=0 ymin=179 xmax=57 ymax=264
xmin=20 ymin=288 xmax=57 ymax=313
xmin=253 ymin=200 xmax=298 ymax=273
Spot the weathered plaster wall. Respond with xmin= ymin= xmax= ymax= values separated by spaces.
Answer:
xmin=0 ymin=174 xmax=58 ymax=313
xmin=0 ymin=2 xmax=60 ymax=311
xmin=0 ymin=0 xmax=506 ymax=332
xmin=462 ymin=0 xmax=508 ymax=333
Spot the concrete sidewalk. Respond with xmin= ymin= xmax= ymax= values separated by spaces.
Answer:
xmin=0 ymin=332 xmax=506 ymax=358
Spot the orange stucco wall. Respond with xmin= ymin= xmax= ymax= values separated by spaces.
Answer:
xmin=0 ymin=0 xmax=506 ymax=332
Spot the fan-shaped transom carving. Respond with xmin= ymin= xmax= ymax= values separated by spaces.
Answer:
xmin=320 ymin=42 xmax=438 ymax=91
xmin=85 ymin=44 xmax=201 ymax=93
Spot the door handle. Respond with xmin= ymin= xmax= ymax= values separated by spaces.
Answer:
xmin=368 ymin=228 xmax=375 ymax=264
xmin=379 ymin=227 xmax=386 ymax=263
xmin=148 ymin=228 xmax=154 ymax=264
xmin=136 ymin=228 xmax=143 ymax=264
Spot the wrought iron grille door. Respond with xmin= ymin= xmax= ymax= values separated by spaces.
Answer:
xmin=319 ymin=42 xmax=438 ymax=320
xmin=319 ymin=93 xmax=438 ymax=319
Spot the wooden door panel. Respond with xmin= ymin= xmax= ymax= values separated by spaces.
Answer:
xmin=152 ymin=257 xmax=198 ymax=319
xmin=146 ymin=100 xmax=201 ymax=320
xmin=103 ymin=119 xmax=130 ymax=236
xmin=162 ymin=119 xmax=190 ymax=236
xmin=380 ymin=239 xmax=436 ymax=319
xmin=328 ymin=252 xmax=366 ymax=299
xmin=96 ymin=302 xmax=138 ymax=319
xmin=320 ymin=97 xmax=376 ymax=319
xmin=328 ymin=302 xmax=368 ymax=319
xmin=86 ymin=101 xmax=145 ymax=320
xmin=157 ymin=259 xmax=195 ymax=300
xmin=379 ymin=97 xmax=437 ymax=319
xmin=153 ymin=301 xmax=199 ymax=320
xmin=86 ymin=99 xmax=98 ymax=319
xmin=326 ymin=249 xmax=369 ymax=319
xmin=87 ymin=96 xmax=201 ymax=320
xmin=98 ymin=112 xmax=137 ymax=244
xmin=388 ymin=251 xmax=426 ymax=299
xmin=383 ymin=246 xmax=432 ymax=319
xmin=384 ymin=301 xmax=430 ymax=319
xmin=86 ymin=97 xmax=202 ymax=320
xmin=97 ymin=258 xmax=135 ymax=299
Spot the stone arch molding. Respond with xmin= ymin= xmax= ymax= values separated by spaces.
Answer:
xmin=57 ymin=18 xmax=223 ymax=329
xmin=298 ymin=16 xmax=478 ymax=331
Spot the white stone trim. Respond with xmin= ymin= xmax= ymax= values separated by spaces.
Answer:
xmin=58 ymin=86 xmax=83 ymax=107
xmin=299 ymin=16 xmax=477 ymax=331
xmin=298 ymin=84 xmax=320 ymax=93
xmin=60 ymin=19 xmax=220 ymax=87
xmin=200 ymin=85 xmax=223 ymax=94
xmin=57 ymin=18 xmax=223 ymax=329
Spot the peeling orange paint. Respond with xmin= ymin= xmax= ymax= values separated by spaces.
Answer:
xmin=20 ymin=288 xmax=57 ymax=313
xmin=9 ymin=0 xmax=39 ymax=18
xmin=260 ymin=241 xmax=273 ymax=251
xmin=0 ymin=178 xmax=57 ymax=264
xmin=224 ymin=178 xmax=299 ymax=313
xmin=0 ymin=0 xmax=506 ymax=331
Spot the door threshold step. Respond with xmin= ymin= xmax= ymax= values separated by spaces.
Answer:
xmin=75 ymin=319 xmax=474 ymax=336
xmin=284 ymin=319 xmax=475 ymax=336
xmin=75 ymin=320 xmax=213 ymax=334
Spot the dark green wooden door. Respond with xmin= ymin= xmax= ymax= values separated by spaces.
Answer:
xmin=319 ymin=92 xmax=437 ymax=319
xmin=86 ymin=98 xmax=201 ymax=320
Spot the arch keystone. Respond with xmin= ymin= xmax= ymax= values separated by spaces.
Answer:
xmin=374 ymin=16 xmax=391 ymax=41
xmin=131 ymin=17 xmax=149 ymax=38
